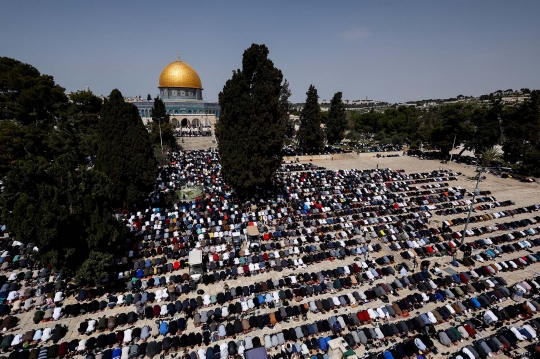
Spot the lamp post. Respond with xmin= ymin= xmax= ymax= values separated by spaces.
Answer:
xmin=457 ymin=166 xmax=483 ymax=254
xmin=158 ymin=117 xmax=164 ymax=152
xmin=449 ymin=134 xmax=457 ymax=162
xmin=458 ymin=164 xmax=500 ymax=255
xmin=457 ymin=147 xmax=501 ymax=259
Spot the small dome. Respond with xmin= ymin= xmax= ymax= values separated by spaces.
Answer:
xmin=158 ymin=60 xmax=202 ymax=89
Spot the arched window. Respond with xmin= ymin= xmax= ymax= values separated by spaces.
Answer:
xmin=181 ymin=118 xmax=189 ymax=127
xmin=192 ymin=118 xmax=201 ymax=127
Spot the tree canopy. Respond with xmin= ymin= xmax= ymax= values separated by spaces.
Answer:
xmin=296 ymin=85 xmax=324 ymax=153
xmin=216 ymin=44 xmax=290 ymax=195
xmin=463 ymin=102 xmax=502 ymax=153
xmin=325 ymin=92 xmax=347 ymax=144
xmin=349 ymin=102 xmax=501 ymax=155
xmin=0 ymin=154 xmax=122 ymax=283
xmin=0 ymin=57 xmax=160 ymax=282
xmin=347 ymin=96 xmax=539 ymax=172
xmin=0 ymin=57 xmax=74 ymax=176
xmin=95 ymin=89 xmax=157 ymax=207
xmin=47 ymin=90 xmax=103 ymax=165
xmin=502 ymin=90 xmax=540 ymax=175
xmin=427 ymin=104 xmax=475 ymax=156
xmin=0 ymin=57 xmax=68 ymax=127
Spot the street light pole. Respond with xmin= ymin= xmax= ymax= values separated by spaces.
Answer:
xmin=449 ymin=134 xmax=457 ymax=162
xmin=458 ymin=166 xmax=483 ymax=253
xmin=457 ymin=146 xmax=500 ymax=259
xmin=158 ymin=117 xmax=164 ymax=152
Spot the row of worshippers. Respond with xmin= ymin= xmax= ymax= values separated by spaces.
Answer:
xmin=3 ymin=262 xmax=526 ymax=357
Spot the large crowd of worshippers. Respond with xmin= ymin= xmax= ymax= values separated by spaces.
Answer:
xmin=1 ymin=149 xmax=540 ymax=359
xmin=174 ymin=127 xmax=213 ymax=138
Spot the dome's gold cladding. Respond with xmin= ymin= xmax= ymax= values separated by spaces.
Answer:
xmin=158 ymin=61 xmax=203 ymax=89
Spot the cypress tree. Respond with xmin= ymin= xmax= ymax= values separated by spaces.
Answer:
xmin=151 ymin=96 xmax=168 ymax=122
xmin=216 ymin=44 xmax=290 ymax=195
xmin=297 ymin=85 xmax=325 ymax=154
xmin=95 ymin=89 xmax=157 ymax=207
xmin=150 ymin=97 xmax=174 ymax=148
xmin=326 ymin=91 xmax=347 ymax=144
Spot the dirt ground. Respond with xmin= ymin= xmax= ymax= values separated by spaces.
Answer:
xmin=301 ymin=152 xmax=540 ymax=209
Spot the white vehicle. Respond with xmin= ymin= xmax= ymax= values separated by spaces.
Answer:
xmin=189 ymin=250 xmax=203 ymax=282
xmin=246 ymin=226 xmax=261 ymax=253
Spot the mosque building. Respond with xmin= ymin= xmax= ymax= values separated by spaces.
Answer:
xmin=132 ymin=56 xmax=220 ymax=132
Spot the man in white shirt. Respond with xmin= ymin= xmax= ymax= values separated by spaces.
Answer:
xmin=123 ymin=328 xmax=132 ymax=343
xmin=87 ymin=319 xmax=96 ymax=333
xmin=53 ymin=291 xmax=64 ymax=303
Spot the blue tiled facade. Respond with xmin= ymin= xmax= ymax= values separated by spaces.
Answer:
xmin=135 ymin=99 xmax=220 ymax=119
xmin=134 ymin=87 xmax=220 ymax=119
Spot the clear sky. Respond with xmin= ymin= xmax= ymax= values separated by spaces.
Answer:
xmin=1 ymin=1 xmax=539 ymax=103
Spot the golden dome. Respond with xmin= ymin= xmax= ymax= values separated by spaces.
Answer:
xmin=158 ymin=60 xmax=203 ymax=89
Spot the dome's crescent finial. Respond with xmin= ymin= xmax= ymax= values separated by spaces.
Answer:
xmin=177 ymin=51 xmax=181 ymax=61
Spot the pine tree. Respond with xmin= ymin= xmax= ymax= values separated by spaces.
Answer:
xmin=95 ymin=89 xmax=157 ymax=207
xmin=0 ymin=57 xmax=68 ymax=127
xmin=326 ymin=91 xmax=347 ymax=144
xmin=0 ymin=57 xmax=69 ymax=176
xmin=0 ymin=154 xmax=122 ymax=283
xmin=297 ymin=85 xmax=324 ymax=154
xmin=0 ymin=58 xmax=141 ymax=283
xmin=147 ymin=94 xmax=152 ymax=101
xmin=216 ymin=44 xmax=290 ymax=196
xmin=463 ymin=102 xmax=502 ymax=153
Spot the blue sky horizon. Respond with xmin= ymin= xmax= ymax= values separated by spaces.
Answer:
xmin=1 ymin=1 xmax=539 ymax=103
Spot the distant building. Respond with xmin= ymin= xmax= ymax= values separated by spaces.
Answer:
xmin=130 ymin=57 xmax=220 ymax=131
xmin=320 ymin=96 xmax=382 ymax=106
